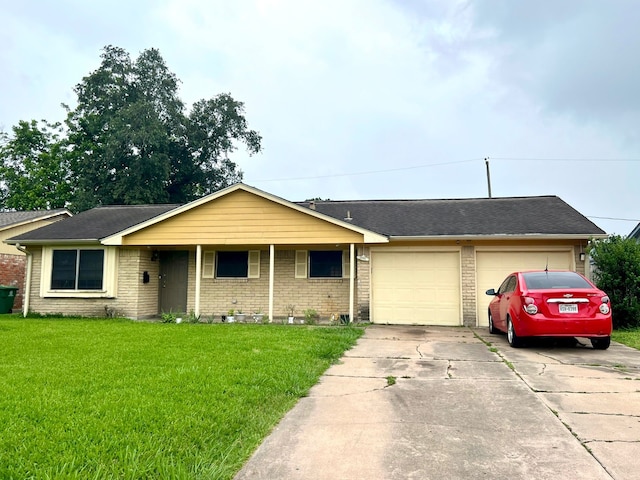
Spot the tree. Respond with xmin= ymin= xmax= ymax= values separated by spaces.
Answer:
xmin=0 ymin=120 xmax=71 ymax=210
xmin=589 ymin=235 xmax=640 ymax=329
xmin=64 ymin=45 xmax=261 ymax=211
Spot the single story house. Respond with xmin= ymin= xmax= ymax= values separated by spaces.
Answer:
xmin=0 ymin=209 xmax=72 ymax=309
xmin=6 ymin=184 xmax=606 ymax=326
xmin=628 ymin=222 xmax=640 ymax=241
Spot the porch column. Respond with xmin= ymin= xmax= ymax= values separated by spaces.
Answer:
xmin=269 ymin=244 xmax=275 ymax=322
xmin=195 ymin=244 xmax=202 ymax=317
xmin=349 ymin=243 xmax=355 ymax=322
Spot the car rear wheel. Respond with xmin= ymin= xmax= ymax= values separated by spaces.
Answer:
xmin=507 ymin=318 xmax=523 ymax=348
xmin=488 ymin=311 xmax=498 ymax=334
xmin=590 ymin=337 xmax=611 ymax=350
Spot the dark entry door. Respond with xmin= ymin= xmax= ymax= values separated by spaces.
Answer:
xmin=158 ymin=251 xmax=189 ymax=313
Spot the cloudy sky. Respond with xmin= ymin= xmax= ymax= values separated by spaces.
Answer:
xmin=2 ymin=0 xmax=639 ymax=234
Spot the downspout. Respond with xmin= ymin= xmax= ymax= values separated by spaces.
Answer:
xmin=349 ymin=244 xmax=355 ymax=322
xmin=14 ymin=243 xmax=31 ymax=317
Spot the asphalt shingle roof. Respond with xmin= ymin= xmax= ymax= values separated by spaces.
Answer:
xmin=9 ymin=204 xmax=179 ymax=242
xmin=297 ymin=195 xmax=605 ymax=237
xmin=0 ymin=209 xmax=69 ymax=229
xmin=8 ymin=193 xmax=605 ymax=243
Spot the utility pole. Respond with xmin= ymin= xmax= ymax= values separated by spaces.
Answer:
xmin=485 ymin=157 xmax=492 ymax=198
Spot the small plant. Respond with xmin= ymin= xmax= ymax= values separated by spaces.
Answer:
xmin=303 ymin=308 xmax=319 ymax=325
xmin=161 ymin=311 xmax=177 ymax=323
xmin=386 ymin=376 xmax=396 ymax=386
xmin=186 ymin=310 xmax=201 ymax=323
xmin=286 ymin=304 xmax=295 ymax=317
xmin=228 ymin=309 xmax=235 ymax=316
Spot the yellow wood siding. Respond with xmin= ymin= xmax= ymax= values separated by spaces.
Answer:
xmin=122 ymin=190 xmax=364 ymax=246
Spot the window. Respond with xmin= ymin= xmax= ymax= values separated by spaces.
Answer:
xmin=309 ymin=251 xmax=343 ymax=278
xmin=204 ymin=250 xmax=260 ymax=279
xmin=295 ymin=250 xmax=350 ymax=279
xmin=51 ymin=249 xmax=104 ymax=290
xmin=216 ymin=251 xmax=248 ymax=278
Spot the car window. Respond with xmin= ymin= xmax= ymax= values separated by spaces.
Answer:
xmin=498 ymin=275 xmax=516 ymax=294
xmin=522 ymin=272 xmax=592 ymax=289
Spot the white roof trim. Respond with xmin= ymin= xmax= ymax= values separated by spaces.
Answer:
xmin=101 ymin=183 xmax=389 ymax=245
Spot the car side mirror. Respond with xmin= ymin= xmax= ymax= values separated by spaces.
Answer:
xmin=485 ymin=288 xmax=497 ymax=296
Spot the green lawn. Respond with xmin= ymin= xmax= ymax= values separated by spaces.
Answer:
xmin=612 ymin=328 xmax=640 ymax=350
xmin=0 ymin=316 xmax=362 ymax=480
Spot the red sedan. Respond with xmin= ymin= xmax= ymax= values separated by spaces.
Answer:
xmin=486 ymin=270 xmax=612 ymax=349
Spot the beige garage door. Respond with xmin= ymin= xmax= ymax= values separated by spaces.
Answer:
xmin=371 ymin=251 xmax=461 ymax=325
xmin=476 ymin=250 xmax=574 ymax=326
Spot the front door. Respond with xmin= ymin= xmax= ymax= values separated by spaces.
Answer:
xmin=158 ymin=251 xmax=189 ymax=313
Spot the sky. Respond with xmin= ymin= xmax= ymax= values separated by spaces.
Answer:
xmin=1 ymin=0 xmax=639 ymax=235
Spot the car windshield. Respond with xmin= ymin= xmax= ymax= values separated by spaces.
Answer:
xmin=522 ymin=272 xmax=592 ymax=290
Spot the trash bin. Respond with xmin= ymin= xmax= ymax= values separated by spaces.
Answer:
xmin=0 ymin=286 xmax=18 ymax=314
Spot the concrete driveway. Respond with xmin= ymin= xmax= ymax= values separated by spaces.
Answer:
xmin=235 ymin=326 xmax=640 ymax=480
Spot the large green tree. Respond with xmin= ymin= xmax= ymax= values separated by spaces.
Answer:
xmin=589 ymin=235 xmax=640 ymax=329
xmin=0 ymin=120 xmax=71 ymax=210
xmin=0 ymin=45 xmax=261 ymax=212
xmin=65 ymin=45 xmax=261 ymax=211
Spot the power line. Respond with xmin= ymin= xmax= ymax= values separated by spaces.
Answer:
xmin=491 ymin=157 xmax=640 ymax=162
xmin=252 ymin=158 xmax=478 ymax=183
xmin=587 ymin=216 xmax=640 ymax=223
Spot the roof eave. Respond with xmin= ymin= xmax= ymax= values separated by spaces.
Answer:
xmin=5 ymin=238 xmax=100 ymax=246
xmin=389 ymin=233 xmax=608 ymax=242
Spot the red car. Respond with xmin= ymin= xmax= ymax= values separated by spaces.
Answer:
xmin=486 ymin=270 xmax=612 ymax=349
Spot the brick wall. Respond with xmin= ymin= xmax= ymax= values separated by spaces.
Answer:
xmin=0 ymin=253 xmax=26 ymax=310
xmin=460 ymin=246 xmax=476 ymax=327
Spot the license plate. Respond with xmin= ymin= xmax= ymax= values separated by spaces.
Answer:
xmin=559 ymin=304 xmax=578 ymax=314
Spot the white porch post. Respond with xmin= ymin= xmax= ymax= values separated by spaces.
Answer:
xmin=195 ymin=244 xmax=202 ymax=317
xmin=349 ymin=243 xmax=355 ymax=323
xmin=269 ymin=244 xmax=275 ymax=322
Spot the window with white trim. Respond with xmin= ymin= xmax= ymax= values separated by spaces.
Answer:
xmin=41 ymin=246 xmax=117 ymax=298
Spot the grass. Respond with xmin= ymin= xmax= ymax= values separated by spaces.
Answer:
xmin=0 ymin=315 xmax=363 ymax=480
xmin=612 ymin=327 xmax=640 ymax=350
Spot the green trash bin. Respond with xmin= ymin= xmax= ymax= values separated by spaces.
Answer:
xmin=0 ymin=286 xmax=18 ymax=314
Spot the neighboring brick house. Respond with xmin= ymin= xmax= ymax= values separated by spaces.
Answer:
xmin=0 ymin=210 xmax=72 ymax=310
xmin=6 ymin=184 xmax=606 ymax=325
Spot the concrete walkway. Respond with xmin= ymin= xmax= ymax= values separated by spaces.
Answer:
xmin=235 ymin=326 xmax=640 ymax=479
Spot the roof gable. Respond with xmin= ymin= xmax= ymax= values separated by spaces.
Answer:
xmin=105 ymin=184 xmax=387 ymax=245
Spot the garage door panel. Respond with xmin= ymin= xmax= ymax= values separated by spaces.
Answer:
xmin=476 ymin=250 xmax=573 ymax=326
xmin=372 ymin=251 xmax=461 ymax=325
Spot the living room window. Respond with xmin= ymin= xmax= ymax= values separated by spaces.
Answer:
xmin=51 ymin=249 xmax=104 ymax=290
xmin=42 ymin=246 xmax=117 ymax=298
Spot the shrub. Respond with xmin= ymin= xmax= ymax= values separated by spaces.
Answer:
xmin=589 ymin=235 xmax=640 ymax=329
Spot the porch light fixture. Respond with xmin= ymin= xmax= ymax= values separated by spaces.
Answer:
xmin=356 ymin=255 xmax=369 ymax=262
xmin=579 ymin=252 xmax=586 ymax=262
xmin=151 ymin=250 xmax=159 ymax=261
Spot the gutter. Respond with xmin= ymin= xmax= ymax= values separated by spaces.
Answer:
xmin=14 ymin=243 xmax=31 ymax=317
xmin=388 ymin=234 xmax=608 ymax=242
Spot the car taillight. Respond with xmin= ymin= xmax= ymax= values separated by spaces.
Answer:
xmin=599 ymin=296 xmax=610 ymax=314
xmin=523 ymin=296 xmax=538 ymax=315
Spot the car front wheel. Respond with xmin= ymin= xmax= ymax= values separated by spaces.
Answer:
xmin=507 ymin=318 xmax=523 ymax=348
xmin=591 ymin=337 xmax=611 ymax=350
